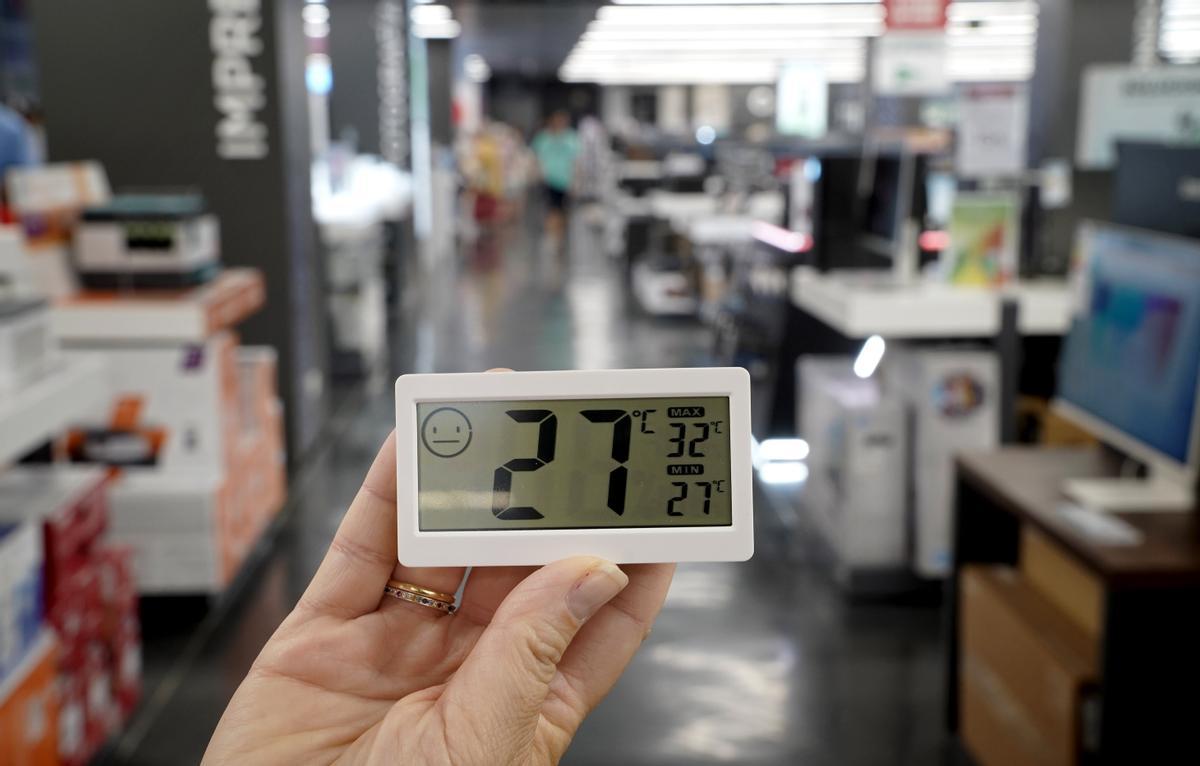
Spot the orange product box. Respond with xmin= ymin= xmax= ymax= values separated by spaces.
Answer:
xmin=0 ymin=633 xmax=59 ymax=766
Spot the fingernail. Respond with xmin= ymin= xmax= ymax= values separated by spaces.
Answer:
xmin=567 ymin=562 xmax=629 ymax=621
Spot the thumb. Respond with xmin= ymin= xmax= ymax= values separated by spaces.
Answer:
xmin=439 ymin=557 xmax=628 ymax=751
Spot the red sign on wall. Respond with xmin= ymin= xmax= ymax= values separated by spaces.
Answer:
xmin=883 ymin=0 xmax=950 ymax=31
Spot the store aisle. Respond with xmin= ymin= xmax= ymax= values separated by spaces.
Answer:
xmin=118 ymin=218 xmax=950 ymax=766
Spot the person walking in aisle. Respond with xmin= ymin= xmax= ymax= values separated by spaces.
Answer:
xmin=531 ymin=110 xmax=580 ymax=249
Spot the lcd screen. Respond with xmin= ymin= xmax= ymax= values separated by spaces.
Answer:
xmin=416 ymin=397 xmax=733 ymax=531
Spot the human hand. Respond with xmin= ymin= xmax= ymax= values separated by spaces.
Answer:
xmin=203 ymin=431 xmax=675 ymax=765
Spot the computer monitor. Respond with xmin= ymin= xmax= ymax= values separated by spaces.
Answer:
xmin=1113 ymin=142 xmax=1200 ymax=240
xmin=864 ymin=156 xmax=901 ymax=241
xmin=856 ymin=152 xmax=927 ymax=264
xmin=1054 ymin=222 xmax=1200 ymax=512
xmin=810 ymin=155 xmax=864 ymax=271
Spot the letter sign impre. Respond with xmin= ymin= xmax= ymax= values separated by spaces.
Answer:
xmin=209 ymin=0 xmax=269 ymax=159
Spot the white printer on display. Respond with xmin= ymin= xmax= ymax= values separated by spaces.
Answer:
xmin=74 ymin=194 xmax=219 ymax=288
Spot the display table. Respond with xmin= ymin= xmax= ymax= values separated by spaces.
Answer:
xmin=948 ymin=447 xmax=1200 ymax=764
xmin=789 ymin=266 xmax=1073 ymax=339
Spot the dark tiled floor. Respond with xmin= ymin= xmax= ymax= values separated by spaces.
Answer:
xmin=115 ymin=215 xmax=952 ymax=765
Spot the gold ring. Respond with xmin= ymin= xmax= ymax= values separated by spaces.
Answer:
xmin=387 ymin=580 xmax=456 ymax=604
xmin=383 ymin=581 xmax=457 ymax=614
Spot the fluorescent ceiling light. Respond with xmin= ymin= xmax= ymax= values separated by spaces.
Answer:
xmin=596 ymin=4 xmax=884 ymax=25
xmin=946 ymin=1 xmax=1037 ymax=19
xmin=853 ymin=335 xmax=885 ymax=379
xmin=758 ymin=438 xmax=811 ymax=462
xmin=301 ymin=4 xmax=329 ymax=24
xmin=613 ymin=0 xmax=879 ymax=4
xmin=411 ymin=3 xmax=452 ymax=23
xmin=1162 ymin=0 xmax=1200 ymax=61
xmin=758 ymin=461 xmax=809 ymax=485
xmin=564 ymin=0 xmax=1037 ymax=85
xmin=414 ymin=20 xmax=461 ymax=39
xmin=573 ymin=41 xmax=867 ymax=53
xmin=583 ymin=26 xmax=883 ymax=39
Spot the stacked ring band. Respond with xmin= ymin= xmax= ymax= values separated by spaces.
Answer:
xmin=383 ymin=580 xmax=458 ymax=614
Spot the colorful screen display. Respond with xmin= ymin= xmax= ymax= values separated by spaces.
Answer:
xmin=416 ymin=397 xmax=733 ymax=531
xmin=1058 ymin=226 xmax=1200 ymax=463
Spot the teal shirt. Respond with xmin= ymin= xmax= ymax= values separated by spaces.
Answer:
xmin=532 ymin=129 xmax=580 ymax=192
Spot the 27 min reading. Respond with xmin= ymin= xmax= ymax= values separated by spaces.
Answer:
xmin=415 ymin=396 xmax=733 ymax=531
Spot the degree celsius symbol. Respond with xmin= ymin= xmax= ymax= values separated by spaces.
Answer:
xmin=637 ymin=408 xmax=656 ymax=434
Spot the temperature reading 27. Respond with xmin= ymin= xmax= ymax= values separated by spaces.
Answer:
xmin=667 ymin=480 xmax=726 ymax=517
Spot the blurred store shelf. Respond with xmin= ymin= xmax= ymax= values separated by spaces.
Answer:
xmin=0 ymin=355 xmax=108 ymax=466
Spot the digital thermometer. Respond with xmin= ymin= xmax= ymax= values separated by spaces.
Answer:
xmin=394 ymin=368 xmax=753 ymax=566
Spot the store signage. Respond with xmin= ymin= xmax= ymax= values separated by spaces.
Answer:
xmin=956 ymin=84 xmax=1029 ymax=179
xmin=776 ymin=63 xmax=827 ymax=139
xmin=883 ymin=0 xmax=949 ymax=31
xmin=872 ymin=32 xmax=950 ymax=96
xmin=376 ymin=0 xmax=409 ymax=168
xmin=209 ymin=0 xmax=269 ymax=160
xmin=1077 ymin=65 xmax=1200 ymax=169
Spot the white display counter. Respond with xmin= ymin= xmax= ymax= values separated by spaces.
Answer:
xmin=790 ymin=266 xmax=1073 ymax=339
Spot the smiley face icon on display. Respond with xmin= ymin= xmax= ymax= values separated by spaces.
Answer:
xmin=420 ymin=407 xmax=473 ymax=458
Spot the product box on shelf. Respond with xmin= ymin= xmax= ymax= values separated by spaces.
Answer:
xmin=62 ymin=332 xmax=239 ymax=473
xmin=0 ymin=631 xmax=58 ymax=766
xmin=0 ymin=467 xmax=109 ymax=600
xmin=4 ymin=163 xmax=110 ymax=249
xmin=4 ymin=162 xmax=111 ymax=299
xmin=90 ymin=341 xmax=286 ymax=595
xmin=0 ymin=298 xmax=53 ymax=394
xmin=105 ymin=471 xmax=226 ymax=594
xmin=80 ymin=643 xmax=117 ymax=755
xmin=51 ymin=268 xmax=265 ymax=344
xmin=107 ymin=425 xmax=286 ymax=594
xmin=74 ymin=193 xmax=220 ymax=289
xmin=44 ymin=563 xmax=103 ymax=663
xmin=55 ymin=667 xmax=87 ymax=766
xmin=797 ymin=356 xmax=908 ymax=577
xmin=48 ymin=549 xmax=139 ymax=764
xmin=0 ymin=226 xmax=38 ymax=293
xmin=0 ymin=466 xmax=140 ymax=763
xmin=0 ymin=520 xmax=43 ymax=684
xmin=888 ymin=347 xmax=998 ymax=578
xmin=108 ymin=612 xmax=141 ymax=720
